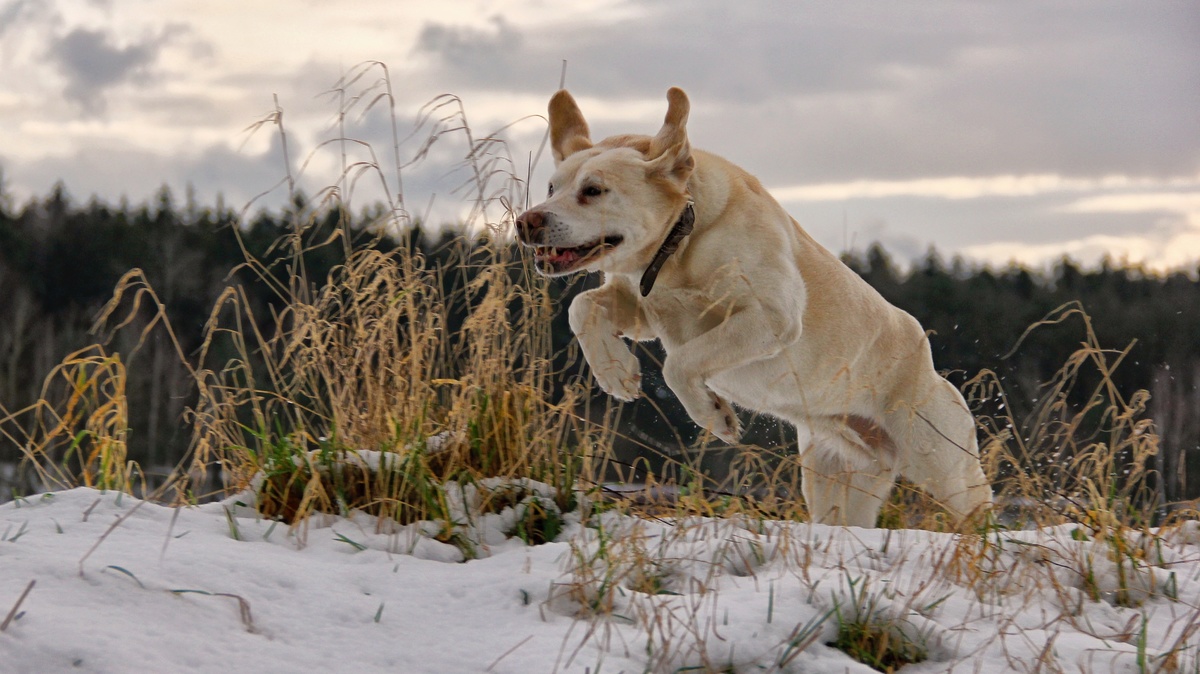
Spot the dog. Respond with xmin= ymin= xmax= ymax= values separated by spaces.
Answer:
xmin=515 ymin=87 xmax=992 ymax=528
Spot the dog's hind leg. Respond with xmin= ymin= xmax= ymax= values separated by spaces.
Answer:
xmin=885 ymin=379 xmax=992 ymax=524
xmin=799 ymin=431 xmax=897 ymax=528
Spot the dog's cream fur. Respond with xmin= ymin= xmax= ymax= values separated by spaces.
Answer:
xmin=516 ymin=88 xmax=992 ymax=528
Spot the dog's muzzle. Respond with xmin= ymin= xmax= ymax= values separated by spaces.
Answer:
xmin=514 ymin=209 xmax=623 ymax=275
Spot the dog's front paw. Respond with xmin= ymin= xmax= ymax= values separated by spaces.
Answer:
xmin=586 ymin=340 xmax=642 ymax=402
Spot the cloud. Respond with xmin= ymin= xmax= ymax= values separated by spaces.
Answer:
xmin=6 ymin=134 xmax=288 ymax=211
xmin=408 ymin=16 xmax=539 ymax=97
xmin=772 ymin=174 xmax=1200 ymax=202
xmin=949 ymin=190 xmax=1200 ymax=271
xmin=626 ymin=1 xmax=1199 ymax=271
xmin=782 ymin=187 xmax=1186 ymax=268
xmin=0 ymin=0 xmax=59 ymax=39
xmin=400 ymin=0 xmax=1200 ymax=184
xmin=962 ymin=229 xmax=1200 ymax=273
xmin=1061 ymin=192 xmax=1200 ymax=219
xmin=1 ymin=103 xmax=534 ymax=235
xmin=770 ymin=175 xmax=1200 ymax=270
xmin=0 ymin=1 xmax=37 ymax=39
xmin=0 ymin=0 xmax=62 ymax=64
xmin=3 ymin=0 xmax=1197 ymax=271
xmin=415 ymin=16 xmax=520 ymax=67
xmin=47 ymin=25 xmax=183 ymax=114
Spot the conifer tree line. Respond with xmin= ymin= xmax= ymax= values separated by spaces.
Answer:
xmin=1 ymin=181 xmax=1197 ymax=501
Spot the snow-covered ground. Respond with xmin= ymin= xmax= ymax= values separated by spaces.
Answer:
xmin=2 ymin=487 xmax=1198 ymax=673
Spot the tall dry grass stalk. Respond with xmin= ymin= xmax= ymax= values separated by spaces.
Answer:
xmin=968 ymin=301 xmax=1165 ymax=528
xmin=183 ymin=234 xmax=598 ymax=528
xmin=0 ymin=346 xmax=139 ymax=494
xmin=165 ymin=63 xmax=601 ymax=528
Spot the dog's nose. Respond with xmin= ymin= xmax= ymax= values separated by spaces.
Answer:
xmin=515 ymin=210 xmax=544 ymax=242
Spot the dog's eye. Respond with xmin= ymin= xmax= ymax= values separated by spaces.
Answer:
xmin=547 ymin=183 xmax=554 ymax=197
xmin=581 ymin=185 xmax=604 ymax=198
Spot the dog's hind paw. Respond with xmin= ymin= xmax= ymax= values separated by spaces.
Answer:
xmin=706 ymin=392 xmax=742 ymax=444
xmin=664 ymin=363 xmax=742 ymax=444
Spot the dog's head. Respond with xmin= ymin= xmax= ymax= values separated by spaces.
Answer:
xmin=515 ymin=88 xmax=695 ymax=276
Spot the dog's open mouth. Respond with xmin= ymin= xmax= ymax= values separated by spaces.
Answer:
xmin=532 ymin=235 xmax=623 ymax=274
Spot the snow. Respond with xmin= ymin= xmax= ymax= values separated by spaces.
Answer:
xmin=2 ymin=488 xmax=1198 ymax=673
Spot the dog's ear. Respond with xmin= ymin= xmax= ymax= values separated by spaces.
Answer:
xmin=646 ymin=87 xmax=694 ymax=184
xmin=549 ymin=90 xmax=592 ymax=164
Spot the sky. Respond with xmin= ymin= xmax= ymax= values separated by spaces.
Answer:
xmin=0 ymin=0 xmax=1197 ymax=270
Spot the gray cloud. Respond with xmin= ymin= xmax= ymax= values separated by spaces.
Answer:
xmin=3 ymin=112 xmax=527 ymax=232
xmin=790 ymin=193 xmax=1171 ymax=260
xmin=5 ymin=0 xmax=1197 ymax=270
xmin=8 ymin=135 xmax=288 ymax=212
xmin=47 ymin=25 xmax=183 ymax=114
xmin=0 ymin=1 xmax=34 ymax=38
xmin=414 ymin=16 xmax=521 ymax=71
xmin=0 ymin=0 xmax=56 ymax=39
xmin=0 ymin=0 xmax=62 ymax=63
xmin=408 ymin=0 xmax=1199 ymax=182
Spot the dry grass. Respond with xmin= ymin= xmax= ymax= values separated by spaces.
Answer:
xmin=2 ymin=63 xmax=601 ymax=548
xmin=0 ymin=346 xmax=140 ymax=494
xmin=971 ymin=301 xmax=1163 ymax=526
xmin=173 ymin=65 xmax=602 ymax=540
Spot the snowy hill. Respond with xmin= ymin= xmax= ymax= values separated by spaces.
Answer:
xmin=2 ymin=488 xmax=1198 ymax=673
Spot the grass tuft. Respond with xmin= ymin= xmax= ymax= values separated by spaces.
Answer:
xmin=827 ymin=575 xmax=928 ymax=673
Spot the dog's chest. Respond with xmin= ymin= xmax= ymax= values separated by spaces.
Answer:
xmin=638 ymin=288 xmax=725 ymax=350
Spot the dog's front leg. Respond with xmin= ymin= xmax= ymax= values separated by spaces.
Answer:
xmin=663 ymin=304 xmax=799 ymax=444
xmin=568 ymin=283 xmax=651 ymax=402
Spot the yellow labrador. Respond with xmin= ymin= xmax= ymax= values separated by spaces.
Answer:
xmin=515 ymin=88 xmax=992 ymax=528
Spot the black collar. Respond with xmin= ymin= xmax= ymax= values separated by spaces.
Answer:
xmin=639 ymin=201 xmax=695 ymax=297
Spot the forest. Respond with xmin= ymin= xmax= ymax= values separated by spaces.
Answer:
xmin=1 ymin=181 xmax=1197 ymax=504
